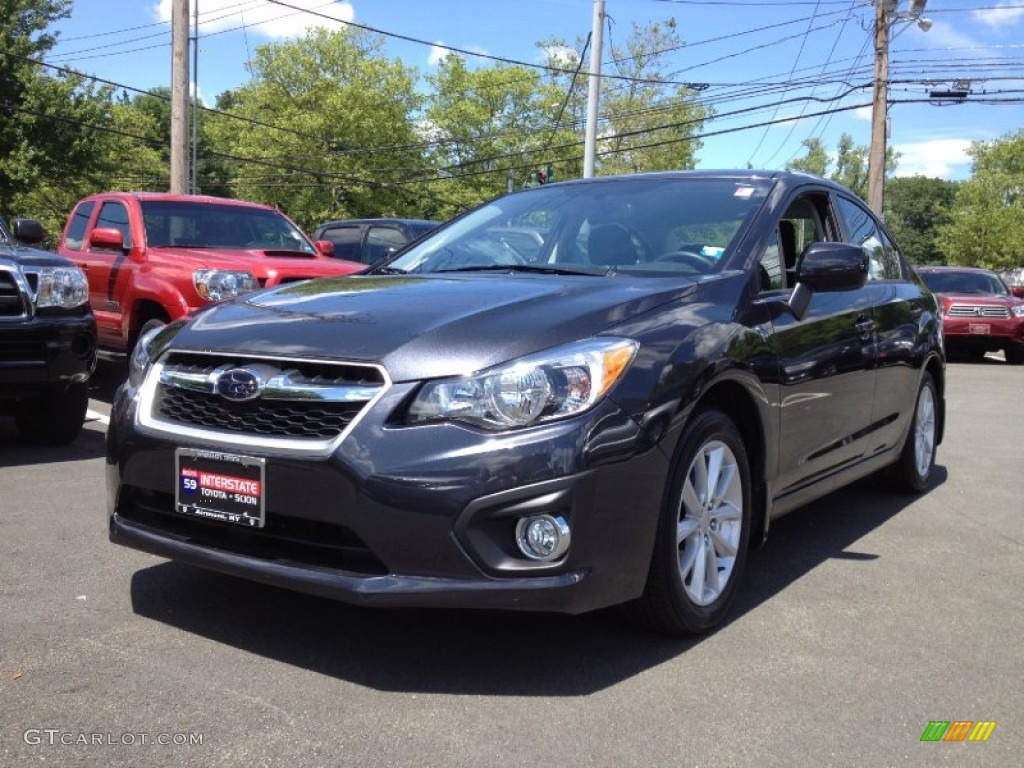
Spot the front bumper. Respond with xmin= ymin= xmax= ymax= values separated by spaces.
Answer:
xmin=0 ymin=312 xmax=96 ymax=396
xmin=942 ymin=315 xmax=1024 ymax=348
xmin=107 ymin=380 xmax=670 ymax=615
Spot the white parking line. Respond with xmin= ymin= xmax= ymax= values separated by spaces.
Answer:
xmin=86 ymin=409 xmax=110 ymax=426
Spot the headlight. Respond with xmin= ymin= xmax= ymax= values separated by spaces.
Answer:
xmin=128 ymin=321 xmax=186 ymax=388
xmin=194 ymin=269 xmax=257 ymax=301
xmin=1011 ymin=304 xmax=1024 ymax=318
xmin=407 ymin=337 xmax=638 ymax=430
xmin=33 ymin=266 xmax=89 ymax=309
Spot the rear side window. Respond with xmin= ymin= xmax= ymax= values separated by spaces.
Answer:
xmin=364 ymin=226 xmax=409 ymax=263
xmin=321 ymin=226 xmax=363 ymax=261
xmin=64 ymin=201 xmax=95 ymax=251
xmin=95 ymin=201 xmax=132 ymax=249
xmin=835 ymin=196 xmax=902 ymax=281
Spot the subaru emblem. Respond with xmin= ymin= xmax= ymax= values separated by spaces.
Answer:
xmin=215 ymin=367 xmax=265 ymax=402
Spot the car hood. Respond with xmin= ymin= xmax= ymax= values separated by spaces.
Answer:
xmin=171 ymin=273 xmax=698 ymax=381
xmin=0 ymin=241 xmax=76 ymax=268
xmin=937 ymin=291 xmax=1021 ymax=306
xmin=147 ymin=246 xmax=361 ymax=277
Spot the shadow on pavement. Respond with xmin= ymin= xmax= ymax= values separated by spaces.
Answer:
xmin=128 ymin=468 xmax=947 ymax=696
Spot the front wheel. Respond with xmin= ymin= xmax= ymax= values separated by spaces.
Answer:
xmin=886 ymin=372 xmax=938 ymax=493
xmin=630 ymin=408 xmax=752 ymax=636
xmin=15 ymin=381 xmax=90 ymax=445
xmin=1005 ymin=344 xmax=1024 ymax=365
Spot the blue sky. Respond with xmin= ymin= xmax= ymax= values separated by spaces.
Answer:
xmin=47 ymin=1 xmax=1024 ymax=180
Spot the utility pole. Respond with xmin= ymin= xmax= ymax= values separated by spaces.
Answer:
xmin=867 ymin=1 xmax=930 ymax=217
xmin=582 ymin=0 xmax=605 ymax=178
xmin=867 ymin=1 xmax=889 ymax=216
xmin=191 ymin=0 xmax=199 ymax=194
xmin=170 ymin=0 xmax=190 ymax=194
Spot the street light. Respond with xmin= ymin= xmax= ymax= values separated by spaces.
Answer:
xmin=867 ymin=0 xmax=931 ymax=217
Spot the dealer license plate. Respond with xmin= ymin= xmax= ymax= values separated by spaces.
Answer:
xmin=969 ymin=323 xmax=991 ymax=335
xmin=175 ymin=448 xmax=266 ymax=528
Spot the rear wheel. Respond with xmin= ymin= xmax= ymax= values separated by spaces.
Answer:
xmin=630 ymin=408 xmax=752 ymax=636
xmin=886 ymin=372 xmax=937 ymax=493
xmin=15 ymin=381 xmax=90 ymax=445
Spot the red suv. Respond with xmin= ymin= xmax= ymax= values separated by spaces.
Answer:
xmin=57 ymin=193 xmax=363 ymax=359
xmin=917 ymin=266 xmax=1024 ymax=364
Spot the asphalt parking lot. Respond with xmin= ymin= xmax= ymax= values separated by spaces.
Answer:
xmin=1 ymin=359 xmax=1020 ymax=768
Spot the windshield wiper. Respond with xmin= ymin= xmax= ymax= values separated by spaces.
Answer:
xmin=432 ymin=263 xmax=607 ymax=276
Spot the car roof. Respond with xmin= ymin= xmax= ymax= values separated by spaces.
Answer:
xmin=81 ymin=192 xmax=278 ymax=211
xmin=316 ymin=218 xmax=440 ymax=229
xmin=916 ymin=265 xmax=997 ymax=274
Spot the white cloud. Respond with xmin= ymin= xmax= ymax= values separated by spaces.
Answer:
xmin=854 ymin=106 xmax=873 ymax=122
xmin=426 ymin=42 xmax=490 ymax=67
xmin=892 ymin=138 xmax=973 ymax=179
xmin=972 ymin=3 xmax=1024 ymax=28
xmin=543 ymin=44 xmax=579 ymax=67
xmin=427 ymin=43 xmax=448 ymax=67
xmin=154 ymin=0 xmax=355 ymax=39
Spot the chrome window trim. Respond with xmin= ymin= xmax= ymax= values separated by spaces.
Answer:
xmin=136 ymin=350 xmax=392 ymax=458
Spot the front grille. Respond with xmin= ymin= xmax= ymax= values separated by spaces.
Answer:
xmin=0 ymin=268 xmax=28 ymax=318
xmin=119 ymin=487 xmax=388 ymax=575
xmin=156 ymin=388 xmax=361 ymax=438
xmin=948 ymin=304 xmax=1011 ymax=319
xmin=145 ymin=351 xmax=388 ymax=446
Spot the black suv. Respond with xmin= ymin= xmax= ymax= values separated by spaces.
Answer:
xmin=0 ymin=215 xmax=96 ymax=444
xmin=109 ymin=171 xmax=945 ymax=635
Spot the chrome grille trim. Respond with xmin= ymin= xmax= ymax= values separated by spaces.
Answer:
xmin=948 ymin=304 xmax=1010 ymax=319
xmin=0 ymin=264 xmax=32 ymax=320
xmin=136 ymin=351 xmax=391 ymax=457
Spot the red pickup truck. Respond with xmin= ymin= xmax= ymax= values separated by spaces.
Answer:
xmin=57 ymin=192 xmax=362 ymax=359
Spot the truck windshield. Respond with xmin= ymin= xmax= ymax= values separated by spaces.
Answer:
xmin=140 ymin=201 xmax=316 ymax=254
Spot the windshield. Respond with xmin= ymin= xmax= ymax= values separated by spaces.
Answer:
xmin=920 ymin=270 xmax=1008 ymax=296
xmin=386 ymin=176 xmax=772 ymax=276
xmin=140 ymin=201 xmax=316 ymax=254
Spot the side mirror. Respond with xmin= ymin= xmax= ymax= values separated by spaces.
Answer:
xmin=788 ymin=242 xmax=868 ymax=320
xmin=12 ymin=218 xmax=45 ymax=245
xmin=1011 ymin=285 xmax=1024 ymax=299
xmin=90 ymin=227 xmax=125 ymax=251
xmin=314 ymin=239 xmax=336 ymax=258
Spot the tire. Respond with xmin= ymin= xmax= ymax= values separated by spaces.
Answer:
xmin=15 ymin=381 xmax=90 ymax=445
xmin=630 ymin=408 xmax=752 ymax=636
xmin=1005 ymin=344 xmax=1024 ymax=366
xmin=886 ymin=372 xmax=938 ymax=493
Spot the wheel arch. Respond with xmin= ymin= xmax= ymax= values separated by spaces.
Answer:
xmin=688 ymin=377 xmax=770 ymax=549
xmin=923 ymin=354 xmax=946 ymax=446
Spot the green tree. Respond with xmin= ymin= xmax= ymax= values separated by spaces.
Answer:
xmin=205 ymin=27 xmax=425 ymax=231
xmin=935 ymin=129 xmax=1024 ymax=270
xmin=595 ymin=19 xmax=710 ymax=175
xmin=786 ymin=133 xmax=897 ymax=200
xmin=884 ymin=176 xmax=958 ymax=265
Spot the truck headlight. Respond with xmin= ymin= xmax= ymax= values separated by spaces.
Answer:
xmin=1011 ymin=304 xmax=1024 ymax=318
xmin=34 ymin=266 xmax=89 ymax=309
xmin=194 ymin=269 xmax=257 ymax=301
xmin=407 ymin=338 xmax=638 ymax=430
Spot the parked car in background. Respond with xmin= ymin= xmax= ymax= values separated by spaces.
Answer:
xmin=1 ymin=214 xmax=96 ymax=444
xmin=312 ymin=218 xmax=440 ymax=264
xmin=917 ymin=266 xmax=1024 ymax=364
xmin=109 ymin=170 xmax=945 ymax=636
xmin=57 ymin=193 xmax=364 ymax=360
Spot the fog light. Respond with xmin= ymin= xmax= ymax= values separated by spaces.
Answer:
xmin=515 ymin=514 xmax=571 ymax=562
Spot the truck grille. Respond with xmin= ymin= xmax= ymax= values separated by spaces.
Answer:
xmin=0 ymin=267 xmax=29 ymax=319
xmin=948 ymin=304 xmax=1010 ymax=319
xmin=141 ymin=351 xmax=389 ymax=452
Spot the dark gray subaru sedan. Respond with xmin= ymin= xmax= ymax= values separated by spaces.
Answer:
xmin=108 ymin=171 xmax=944 ymax=635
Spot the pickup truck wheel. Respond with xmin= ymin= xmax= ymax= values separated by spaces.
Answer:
xmin=15 ymin=381 xmax=90 ymax=445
